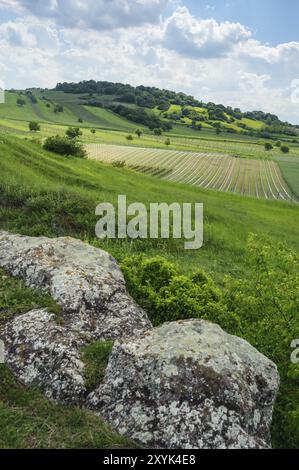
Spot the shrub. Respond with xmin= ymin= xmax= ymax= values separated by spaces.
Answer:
xmin=165 ymin=138 xmax=171 ymax=147
xmin=54 ymin=104 xmax=64 ymax=113
xmin=90 ymin=128 xmax=96 ymax=134
xmin=223 ymin=234 xmax=299 ymax=448
xmin=122 ymin=236 xmax=299 ymax=448
xmin=66 ymin=127 xmax=82 ymax=139
xmin=153 ymin=128 xmax=162 ymax=136
xmin=29 ymin=121 xmax=40 ymax=132
xmin=43 ymin=135 xmax=86 ymax=157
xmin=281 ymin=145 xmax=290 ymax=154
xmin=112 ymin=160 xmax=126 ymax=168
xmin=264 ymin=142 xmax=273 ymax=151
xmin=16 ymin=98 xmax=26 ymax=107
xmin=121 ymin=255 xmax=238 ymax=331
xmin=135 ymin=129 xmax=143 ymax=138
xmin=126 ymin=134 xmax=133 ymax=141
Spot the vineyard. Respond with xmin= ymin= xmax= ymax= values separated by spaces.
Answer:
xmin=86 ymin=144 xmax=296 ymax=202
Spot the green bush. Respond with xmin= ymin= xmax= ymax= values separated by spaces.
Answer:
xmin=264 ymin=142 xmax=273 ymax=151
xmin=122 ymin=236 xmax=299 ymax=448
xmin=66 ymin=127 xmax=82 ymax=139
xmin=281 ymin=145 xmax=290 ymax=154
xmin=43 ymin=135 xmax=86 ymax=158
xmin=121 ymin=255 xmax=239 ymax=331
xmin=223 ymin=234 xmax=299 ymax=448
xmin=29 ymin=121 xmax=40 ymax=132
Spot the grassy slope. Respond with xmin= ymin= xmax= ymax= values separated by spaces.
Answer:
xmin=276 ymin=155 xmax=299 ymax=198
xmin=0 ymin=135 xmax=298 ymax=449
xmin=0 ymin=135 xmax=298 ymax=281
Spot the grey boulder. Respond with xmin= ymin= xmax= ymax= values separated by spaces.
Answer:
xmin=88 ymin=319 xmax=280 ymax=449
xmin=0 ymin=231 xmax=151 ymax=341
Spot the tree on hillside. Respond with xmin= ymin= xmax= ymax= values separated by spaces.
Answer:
xmin=66 ymin=127 xmax=82 ymax=139
xmin=29 ymin=121 xmax=40 ymax=132
xmin=16 ymin=98 xmax=26 ymax=107
xmin=281 ymin=145 xmax=290 ymax=154
xmin=153 ymin=128 xmax=162 ymax=136
xmin=54 ymin=104 xmax=64 ymax=113
xmin=126 ymin=134 xmax=133 ymax=141
xmin=135 ymin=129 xmax=143 ymax=138
xmin=264 ymin=142 xmax=273 ymax=151
xmin=90 ymin=128 xmax=96 ymax=134
xmin=43 ymin=135 xmax=86 ymax=157
xmin=165 ymin=138 xmax=171 ymax=147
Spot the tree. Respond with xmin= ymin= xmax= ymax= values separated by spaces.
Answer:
xmin=54 ymin=104 xmax=64 ymax=113
xmin=153 ymin=128 xmax=162 ymax=136
xmin=29 ymin=121 xmax=40 ymax=132
xmin=275 ymin=141 xmax=281 ymax=147
xmin=78 ymin=118 xmax=83 ymax=123
xmin=16 ymin=98 xmax=26 ymax=107
xmin=216 ymin=127 xmax=221 ymax=135
xmin=90 ymin=128 xmax=96 ymax=134
xmin=281 ymin=145 xmax=290 ymax=154
xmin=135 ymin=129 xmax=143 ymax=138
xmin=165 ymin=138 xmax=171 ymax=147
xmin=264 ymin=142 xmax=273 ymax=151
xmin=66 ymin=127 xmax=82 ymax=139
xmin=126 ymin=134 xmax=133 ymax=141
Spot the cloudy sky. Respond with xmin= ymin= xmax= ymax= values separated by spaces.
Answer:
xmin=0 ymin=0 xmax=298 ymax=123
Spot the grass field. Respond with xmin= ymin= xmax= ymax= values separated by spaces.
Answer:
xmin=86 ymin=144 xmax=296 ymax=201
xmin=275 ymin=155 xmax=299 ymax=198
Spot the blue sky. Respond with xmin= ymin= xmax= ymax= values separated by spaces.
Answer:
xmin=0 ymin=0 xmax=298 ymax=122
xmin=184 ymin=0 xmax=299 ymax=45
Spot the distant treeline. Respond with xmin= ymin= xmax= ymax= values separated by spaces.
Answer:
xmin=55 ymin=80 xmax=298 ymax=135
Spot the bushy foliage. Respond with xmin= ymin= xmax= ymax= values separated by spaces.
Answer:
xmin=122 ymin=235 xmax=299 ymax=448
xmin=29 ymin=121 xmax=40 ymax=132
xmin=43 ymin=135 xmax=86 ymax=157
xmin=66 ymin=127 xmax=82 ymax=139
xmin=121 ymin=255 xmax=239 ymax=331
xmin=281 ymin=145 xmax=290 ymax=154
xmin=223 ymin=234 xmax=299 ymax=448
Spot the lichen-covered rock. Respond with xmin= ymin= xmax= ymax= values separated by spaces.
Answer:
xmin=0 ymin=231 xmax=151 ymax=403
xmin=0 ymin=231 xmax=151 ymax=340
xmin=1 ymin=309 xmax=87 ymax=403
xmin=87 ymin=320 xmax=280 ymax=449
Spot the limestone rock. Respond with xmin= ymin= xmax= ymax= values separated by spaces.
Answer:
xmin=0 ymin=231 xmax=151 ymax=403
xmin=1 ymin=309 xmax=87 ymax=403
xmin=88 ymin=319 xmax=280 ymax=449
xmin=0 ymin=231 xmax=151 ymax=341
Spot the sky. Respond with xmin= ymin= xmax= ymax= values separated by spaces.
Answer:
xmin=0 ymin=0 xmax=298 ymax=123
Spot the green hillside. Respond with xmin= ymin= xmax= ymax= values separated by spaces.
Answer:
xmin=0 ymin=134 xmax=298 ymax=449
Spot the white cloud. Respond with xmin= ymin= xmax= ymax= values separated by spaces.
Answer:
xmin=0 ymin=0 xmax=170 ymax=29
xmin=0 ymin=4 xmax=298 ymax=122
xmin=163 ymin=6 xmax=251 ymax=58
